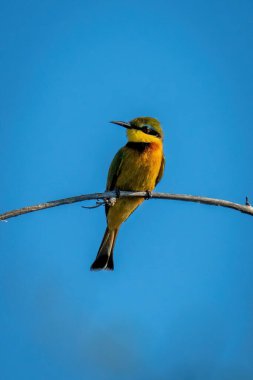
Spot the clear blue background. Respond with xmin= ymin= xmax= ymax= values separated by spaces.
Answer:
xmin=1 ymin=1 xmax=253 ymax=379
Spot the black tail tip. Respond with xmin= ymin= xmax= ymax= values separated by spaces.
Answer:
xmin=90 ymin=255 xmax=114 ymax=271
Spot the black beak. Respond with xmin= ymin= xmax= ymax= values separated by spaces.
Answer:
xmin=110 ymin=121 xmax=132 ymax=129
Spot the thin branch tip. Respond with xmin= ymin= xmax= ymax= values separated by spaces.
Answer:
xmin=245 ymin=196 xmax=251 ymax=207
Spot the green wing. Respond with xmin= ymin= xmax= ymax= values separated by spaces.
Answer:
xmin=155 ymin=155 xmax=165 ymax=186
xmin=106 ymin=147 xmax=125 ymax=191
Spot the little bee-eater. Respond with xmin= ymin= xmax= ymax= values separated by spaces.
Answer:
xmin=90 ymin=117 xmax=165 ymax=271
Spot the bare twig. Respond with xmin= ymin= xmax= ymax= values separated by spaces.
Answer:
xmin=0 ymin=191 xmax=253 ymax=221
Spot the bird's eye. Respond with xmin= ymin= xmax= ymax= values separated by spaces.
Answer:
xmin=142 ymin=126 xmax=150 ymax=134
xmin=142 ymin=125 xmax=160 ymax=137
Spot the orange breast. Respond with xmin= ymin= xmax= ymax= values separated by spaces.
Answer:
xmin=116 ymin=142 xmax=163 ymax=191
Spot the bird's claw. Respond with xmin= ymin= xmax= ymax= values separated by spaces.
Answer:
xmin=145 ymin=190 xmax=152 ymax=200
xmin=115 ymin=189 xmax=121 ymax=198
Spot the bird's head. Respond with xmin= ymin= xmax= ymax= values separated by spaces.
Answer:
xmin=111 ymin=117 xmax=163 ymax=143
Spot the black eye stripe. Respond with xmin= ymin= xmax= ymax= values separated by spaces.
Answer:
xmin=142 ymin=125 xmax=160 ymax=137
xmin=130 ymin=123 xmax=161 ymax=138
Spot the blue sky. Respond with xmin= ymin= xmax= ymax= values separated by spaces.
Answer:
xmin=1 ymin=0 xmax=253 ymax=379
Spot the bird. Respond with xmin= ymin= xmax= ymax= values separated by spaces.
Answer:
xmin=90 ymin=116 xmax=165 ymax=271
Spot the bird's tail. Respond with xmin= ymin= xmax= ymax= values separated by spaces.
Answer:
xmin=90 ymin=227 xmax=119 ymax=271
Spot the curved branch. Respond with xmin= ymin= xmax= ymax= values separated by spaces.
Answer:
xmin=0 ymin=191 xmax=253 ymax=221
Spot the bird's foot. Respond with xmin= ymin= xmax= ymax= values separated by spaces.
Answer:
xmin=145 ymin=190 xmax=152 ymax=200
xmin=115 ymin=188 xmax=121 ymax=198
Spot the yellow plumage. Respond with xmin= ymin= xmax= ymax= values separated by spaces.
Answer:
xmin=90 ymin=117 xmax=165 ymax=271
xmin=107 ymin=140 xmax=163 ymax=229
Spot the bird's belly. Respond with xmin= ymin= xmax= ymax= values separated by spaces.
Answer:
xmin=116 ymin=165 xmax=157 ymax=190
